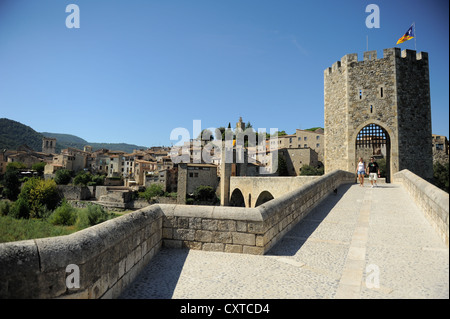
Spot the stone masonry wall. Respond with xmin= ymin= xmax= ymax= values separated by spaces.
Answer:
xmin=0 ymin=205 xmax=163 ymax=299
xmin=162 ymin=170 xmax=354 ymax=254
xmin=394 ymin=169 xmax=449 ymax=246
xmin=324 ymin=56 xmax=350 ymax=172
xmin=0 ymin=170 xmax=354 ymax=298
xmin=395 ymin=50 xmax=433 ymax=180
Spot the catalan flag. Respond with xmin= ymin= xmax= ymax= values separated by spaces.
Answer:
xmin=396 ymin=24 xmax=415 ymax=44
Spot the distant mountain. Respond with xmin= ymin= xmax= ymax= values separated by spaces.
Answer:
xmin=88 ymin=143 xmax=148 ymax=153
xmin=41 ymin=132 xmax=89 ymax=145
xmin=0 ymin=118 xmax=147 ymax=153
xmin=0 ymin=118 xmax=44 ymax=151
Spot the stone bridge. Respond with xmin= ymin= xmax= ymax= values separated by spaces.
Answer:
xmin=229 ymin=176 xmax=319 ymax=208
xmin=0 ymin=170 xmax=448 ymax=299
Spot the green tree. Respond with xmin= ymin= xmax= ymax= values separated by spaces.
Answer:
xmin=300 ymin=165 xmax=324 ymax=176
xmin=10 ymin=197 xmax=30 ymax=219
xmin=32 ymin=162 xmax=46 ymax=175
xmin=90 ymin=174 xmax=105 ymax=186
xmin=6 ymin=162 xmax=27 ymax=172
xmin=48 ymin=199 xmax=76 ymax=226
xmin=19 ymin=178 xmax=60 ymax=218
xmin=377 ymin=158 xmax=387 ymax=178
xmin=193 ymin=185 xmax=217 ymax=202
xmin=0 ymin=200 xmax=11 ymax=216
xmin=433 ymin=162 xmax=449 ymax=193
xmin=73 ymin=171 xmax=92 ymax=186
xmin=54 ymin=169 xmax=72 ymax=185
xmin=2 ymin=170 xmax=21 ymax=200
xmin=75 ymin=204 xmax=112 ymax=229
xmin=141 ymin=184 xmax=164 ymax=201
xmin=277 ymin=154 xmax=288 ymax=176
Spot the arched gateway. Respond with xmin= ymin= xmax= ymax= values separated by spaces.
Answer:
xmin=355 ymin=123 xmax=391 ymax=182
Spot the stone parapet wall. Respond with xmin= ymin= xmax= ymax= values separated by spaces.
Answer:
xmin=0 ymin=170 xmax=354 ymax=298
xmin=0 ymin=205 xmax=163 ymax=299
xmin=394 ymin=169 xmax=449 ymax=246
xmin=161 ymin=205 xmax=265 ymax=254
xmin=162 ymin=170 xmax=355 ymax=254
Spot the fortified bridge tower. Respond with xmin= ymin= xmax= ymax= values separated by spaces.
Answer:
xmin=324 ymin=48 xmax=433 ymax=182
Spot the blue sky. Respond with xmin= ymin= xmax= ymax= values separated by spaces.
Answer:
xmin=0 ymin=0 xmax=448 ymax=147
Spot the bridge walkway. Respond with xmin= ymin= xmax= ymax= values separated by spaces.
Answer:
xmin=119 ymin=183 xmax=449 ymax=299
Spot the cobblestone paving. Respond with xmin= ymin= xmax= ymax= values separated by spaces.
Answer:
xmin=120 ymin=183 xmax=449 ymax=299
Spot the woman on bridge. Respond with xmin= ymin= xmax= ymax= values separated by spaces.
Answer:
xmin=356 ymin=157 xmax=366 ymax=187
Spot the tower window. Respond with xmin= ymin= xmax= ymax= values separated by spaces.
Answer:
xmin=380 ymin=87 xmax=384 ymax=98
xmin=370 ymin=105 xmax=373 ymax=113
xmin=359 ymin=89 xmax=363 ymax=100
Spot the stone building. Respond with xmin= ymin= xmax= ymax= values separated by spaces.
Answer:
xmin=236 ymin=117 xmax=245 ymax=131
xmin=276 ymin=128 xmax=324 ymax=162
xmin=145 ymin=167 xmax=178 ymax=193
xmin=324 ymin=48 xmax=433 ymax=182
xmin=279 ymin=147 xmax=318 ymax=176
xmin=42 ymin=137 xmax=56 ymax=154
xmin=432 ymin=134 xmax=449 ymax=165
xmin=177 ymin=163 xmax=219 ymax=204
xmin=432 ymin=134 xmax=449 ymax=155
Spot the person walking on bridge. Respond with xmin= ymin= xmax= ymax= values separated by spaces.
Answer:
xmin=367 ymin=157 xmax=380 ymax=188
xmin=356 ymin=157 xmax=366 ymax=187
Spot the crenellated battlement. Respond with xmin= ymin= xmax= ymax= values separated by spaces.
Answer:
xmin=324 ymin=48 xmax=429 ymax=76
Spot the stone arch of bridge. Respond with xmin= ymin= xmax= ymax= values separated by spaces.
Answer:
xmin=229 ymin=188 xmax=246 ymax=207
xmin=255 ymin=190 xmax=275 ymax=207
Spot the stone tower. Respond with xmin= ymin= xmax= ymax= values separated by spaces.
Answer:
xmin=42 ymin=137 xmax=56 ymax=154
xmin=236 ymin=117 xmax=245 ymax=132
xmin=324 ymin=48 xmax=433 ymax=182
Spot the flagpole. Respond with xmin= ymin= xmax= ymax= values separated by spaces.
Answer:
xmin=413 ymin=22 xmax=417 ymax=51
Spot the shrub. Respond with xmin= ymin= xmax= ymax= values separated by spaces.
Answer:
xmin=277 ymin=154 xmax=288 ymax=176
xmin=19 ymin=178 xmax=60 ymax=219
xmin=6 ymin=162 xmax=27 ymax=172
xmin=2 ymin=170 xmax=21 ymax=200
xmin=54 ymin=169 xmax=72 ymax=185
xmin=193 ymin=185 xmax=217 ymax=202
xmin=433 ymin=162 xmax=449 ymax=193
xmin=0 ymin=200 xmax=11 ymax=216
xmin=32 ymin=162 xmax=46 ymax=175
xmin=76 ymin=204 xmax=111 ymax=229
xmin=91 ymin=175 xmax=105 ymax=186
xmin=10 ymin=197 xmax=30 ymax=219
xmin=377 ymin=158 xmax=387 ymax=178
xmin=48 ymin=200 xmax=76 ymax=226
xmin=141 ymin=184 xmax=164 ymax=201
xmin=300 ymin=165 xmax=324 ymax=176
xmin=73 ymin=171 xmax=92 ymax=186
